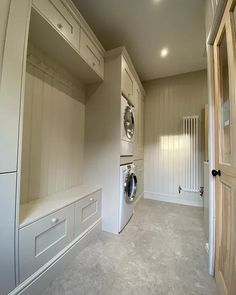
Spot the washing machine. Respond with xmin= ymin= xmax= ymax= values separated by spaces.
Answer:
xmin=119 ymin=163 xmax=137 ymax=232
xmin=120 ymin=96 xmax=135 ymax=156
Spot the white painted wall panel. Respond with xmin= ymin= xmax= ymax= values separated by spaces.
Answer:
xmin=21 ymin=57 xmax=85 ymax=203
xmin=144 ymin=70 xmax=208 ymax=207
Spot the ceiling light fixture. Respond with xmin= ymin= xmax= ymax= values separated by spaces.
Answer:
xmin=160 ymin=48 xmax=169 ymax=58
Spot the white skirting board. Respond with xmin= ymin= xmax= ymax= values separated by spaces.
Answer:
xmin=10 ymin=220 xmax=101 ymax=295
xmin=144 ymin=191 xmax=203 ymax=207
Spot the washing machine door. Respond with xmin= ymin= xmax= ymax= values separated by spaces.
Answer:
xmin=124 ymin=171 xmax=137 ymax=203
xmin=124 ymin=105 xmax=134 ymax=140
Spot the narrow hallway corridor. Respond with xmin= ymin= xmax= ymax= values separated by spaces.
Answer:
xmin=42 ymin=199 xmax=219 ymax=295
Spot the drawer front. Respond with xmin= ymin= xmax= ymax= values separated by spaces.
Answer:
xmin=19 ymin=205 xmax=74 ymax=282
xmin=74 ymin=190 xmax=102 ymax=237
xmin=122 ymin=58 xmax=134 ymax=103
xmin=33 ymin=0 xmax=80 ymax=51
xmin=80 ymin=29 xmax=104 ymax=78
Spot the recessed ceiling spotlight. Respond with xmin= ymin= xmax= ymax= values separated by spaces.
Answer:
xmin=160 ymin=48 xmax=169 ymax=58
xmin=153 ymin=0 xmax=161 ymax=3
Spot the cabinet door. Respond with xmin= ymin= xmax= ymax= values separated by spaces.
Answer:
xmin=74 ymin=190 xmax=102 ymax=238
xmin=80 ymin=29 xmax=104 ymax=78
xmin=0 ymin=0 xmax=30 ymax=173
xmin=19 ymin=205 xmax=74 ymax=282
xmin=0 ymin=173 xmax=16 ymax=294
xmin=133 ymin=86 xmax=140 ymax=159
xmin=139 ymin=94 xmax=145 ymax=159
xmin=33 ymin=0 xmax=80 ymax=52
xmin=134 ymin=160 xmax=144 ymax=200
xmin=134 ymin=85 xmax=144 ymax=160
xmin=121 ymin=58 xmax=134 ymax=104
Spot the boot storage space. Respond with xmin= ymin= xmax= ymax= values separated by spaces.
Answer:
xmin=17 ymin=2 xmax=104 ymax=283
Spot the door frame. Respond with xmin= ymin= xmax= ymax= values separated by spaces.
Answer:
xmin=206 ymin=0 xmax=228 ymax=276
xmin=207 ymin=0 xmax=236 ymax=278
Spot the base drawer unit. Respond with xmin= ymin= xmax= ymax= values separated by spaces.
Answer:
xmin=19 ymin=204 xmax=74 ymax=282
xmin=74 ymin=190 xmax=102 ymax=238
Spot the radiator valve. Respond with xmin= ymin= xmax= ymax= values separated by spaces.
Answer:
xmin=200 ymin=187 xmax=204 ymax=197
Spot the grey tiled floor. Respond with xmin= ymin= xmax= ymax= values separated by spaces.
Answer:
xmin=41 ymin=199 xmax=219 ymax=295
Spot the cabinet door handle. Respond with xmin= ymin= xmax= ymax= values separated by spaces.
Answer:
xmin=57 ymin=23 xmax=63 ymax=29
xmin=51 ymin=217 xmax=59 ymax=224
xmin=90 ymin=197 xmax=94 ymax=202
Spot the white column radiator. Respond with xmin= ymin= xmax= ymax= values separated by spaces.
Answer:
xmin=183 ymin=116 xmax=199 ymax=192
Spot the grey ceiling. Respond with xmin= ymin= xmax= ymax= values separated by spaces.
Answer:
xmin=73 ymin=0 xmax=207 ymax=81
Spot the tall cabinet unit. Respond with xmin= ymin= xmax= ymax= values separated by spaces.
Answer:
xmin=0 ymin=1 xmax=105 ymax=294
xmin=85 ymin=47 xmax=145 ymax=234
xmin=0 ymin=0 xmax=31 ymax=293
xmin=133 ymin=83 xmax=145 ymax=203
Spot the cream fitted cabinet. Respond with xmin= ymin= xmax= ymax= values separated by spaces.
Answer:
xmin=134 ymin=159 xmax=144 ymax=201
xmin=80 ymin=28 xmax=104 ymax=78
xmin=121 ymin=57 xmax=135 ymax=104
xmin=74 ymin=190 xmax=102 ymax=237
xmin=32 ymin=0 xmax=105 ymax=80
xmin=134 ymin=83 xmax=144 ymax=160
xmin=1 ymin=0 xmax=105 ymax=294
xmin=19 ymin=205 xmax=75 ymax=282
xmin=33 ymin=0 xmax=80 ymax=52
xmin=19 ymin=188 xmax=102 ymax=283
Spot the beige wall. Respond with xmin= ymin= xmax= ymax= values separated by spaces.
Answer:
xmin=0 ymin=0 xmax=10 ymax=82
xmin=144 ymin=70 xmax=208 ymax=207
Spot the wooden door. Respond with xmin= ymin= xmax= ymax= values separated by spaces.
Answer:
xmin=213 ymin=1 xmax=236 ymax=294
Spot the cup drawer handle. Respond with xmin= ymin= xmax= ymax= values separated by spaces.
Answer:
xmin=51 ymin=217 xmax=59 ymax=224
xmin=57 ymin=23 xmax=63 ymax=29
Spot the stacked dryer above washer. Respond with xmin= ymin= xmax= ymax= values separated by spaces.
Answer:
xmin=120 ymin=95 xmax=135 ymax=157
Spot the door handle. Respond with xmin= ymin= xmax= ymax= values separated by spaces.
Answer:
xmin=212 ymin=169 xmax=221 ymax=177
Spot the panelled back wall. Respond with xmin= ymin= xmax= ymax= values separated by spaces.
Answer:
xmin=20 ymin=43 xmax=85 ymax=204
xmin=143 ymin=70 xmax=208 ymax=207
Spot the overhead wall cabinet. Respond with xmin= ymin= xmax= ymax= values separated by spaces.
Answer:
xmin=30 ymin=0 xmax=105 ymax=83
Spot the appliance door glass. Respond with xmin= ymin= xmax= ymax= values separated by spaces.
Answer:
xmin=124 ymin=106 xmax=134 ymax=139
xmin=124 ymin=172 xmax=137 ymax=203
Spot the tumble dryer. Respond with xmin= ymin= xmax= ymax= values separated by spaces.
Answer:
xmin=120 ymin=96 xmax=135 ymax=156
xmin=119 ymin=163 xmax=137 ymax=232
